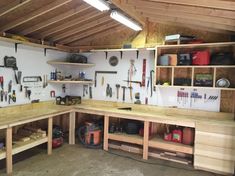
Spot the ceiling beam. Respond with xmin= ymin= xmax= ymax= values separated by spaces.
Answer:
xmin=69 ymin=26 xmax=127 ymax=46
xmin=37 ymin=9 xmax=101 ymax=39
xmin=0 ymin=0 xmax=73 ymax=32
xmin=0 ymin=0 xmax=32 ymax=18
xmin=111 ymin=0 xmax=146 ymax=26
xmin=148 ymin=0 xmax=235 ymax=11
xmin=19 ymin=4 xmax=91 ymax=36
xmin=135 ymin=7 xmax=235 ymax=28
xmin=127 ymin=0 xmax=235 ymax=20
xmin=60 ymin=22 xmax=120 ymax=44
xmin=51 ymin=15 xmax=112 ymax=42
xmin=142 ymin=12 xmax=235 ymax=32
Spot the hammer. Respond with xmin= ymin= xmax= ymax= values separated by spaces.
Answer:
xmin=116 ymin=84 xmax=120 ymax=99
xmin=121 ymin=86 xmax=126 ymax=102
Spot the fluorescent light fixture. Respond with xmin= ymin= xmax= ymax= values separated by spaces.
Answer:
xmin=83 ymin=0 xmax=110 ymax=11
xmin=110 ymin=11 xmax=142 ymax=31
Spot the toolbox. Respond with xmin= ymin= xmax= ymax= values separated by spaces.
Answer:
xmin=194 ymin=74 xmax=213 ymax=87
xmin=192 ymin=50 xmax=210 ymax=65
xmin=159 ymin=54 xmax=177 ymax=66
xmin=178 ymin=54 xmax=192 ymax=65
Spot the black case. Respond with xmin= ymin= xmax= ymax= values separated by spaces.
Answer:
xmin=4 ymin=56 xmax=17 ymax=69
xmin=177 ymin=54 xmax=192 ymax=65
xmin=210 ymin=52 xmax=234 ymax=65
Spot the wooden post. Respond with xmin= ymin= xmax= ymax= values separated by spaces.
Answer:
xmin=47 ymin=117 xmax=53 ymax=155
xmin=143 ymin=121 xmax=150 ymax=160
xmin=69 ymin=111 xmax=76 ymax=145
xmin=103 ymin=115 xmax=109 ymax=151
xmin=6 ymin=127 xmax=12 ymax=175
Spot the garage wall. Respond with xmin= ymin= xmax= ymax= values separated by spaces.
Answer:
xmin=0 ymin=41 xmax=68 ymax=107
xmin=69 ymin=51 xmax=221 ymax=112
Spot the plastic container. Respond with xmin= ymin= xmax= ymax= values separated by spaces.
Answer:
xmin=183 ymin=127 xmax=194 ymax=145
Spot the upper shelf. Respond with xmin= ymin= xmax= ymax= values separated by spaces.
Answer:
xmin=155 ymin=42 xmax=235 ymax=49
xmin=156 ymin=65 xmax=235 ymax=68
xmin=47 ymin=60 xmax=95 ymax=67
xmin=90 ymin=48 xmax=155 ymax=52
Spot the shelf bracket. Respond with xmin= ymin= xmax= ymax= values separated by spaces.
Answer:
xmin=44 ymin=48 xmax=47 ymax=56
xmin=14 ymin=43 xmax=20 ymax=53
xmin=120 ymin=51 xmax=123 ymax=59
xmin=136 ymin=50 xmax=139 ymax=59
xmin=105 ymin=51 xmax=108 ymax=60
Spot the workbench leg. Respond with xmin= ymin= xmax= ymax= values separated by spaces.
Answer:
xmin=143 ymin=121 xmax=149 ymax=160
xmin=6 ymin=127 xmax=12 ymax=175
xmin=103 ymin=115 xmax=109 ymax=151
xmin=47 ymin=117 xmax=53 ymax=155
xmin=69 ymin=111 xmax=76 ymax=145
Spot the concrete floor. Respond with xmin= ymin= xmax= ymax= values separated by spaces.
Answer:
xmin=0 ymin=144 xmax=219 ymax=176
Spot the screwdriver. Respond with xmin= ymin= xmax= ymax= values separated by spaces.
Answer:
xmin=0 ymin=76 xmax=3 ymax=90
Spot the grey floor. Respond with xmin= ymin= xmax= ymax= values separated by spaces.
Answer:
xmin=0 ymin=144 xmax=219 ymax=176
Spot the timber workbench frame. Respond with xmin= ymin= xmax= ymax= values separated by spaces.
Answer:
xmin=0 ymin=102 xmax=234 ymax=175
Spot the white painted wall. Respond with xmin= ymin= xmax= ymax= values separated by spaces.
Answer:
xmin=70 ymin=50 xmax=221 ymax=112
xmin=0 ymin=41 xmax=68 ymax=107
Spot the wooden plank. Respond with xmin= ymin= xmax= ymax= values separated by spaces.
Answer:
xmin=103 ymin=115 xmax=109 ymax=151
xmin=148 ymin=0 xmax=235 ymax=11
xmin=108 ymin=133 xmax=143 ymax=145
xmin=0 ymin=0 xmax=32 ymax=18
xmin=143 ymin=121 xmax=149 ymax=160
xmin=37 ymin=9 xmax=100 ymax=39
xmin=0 ymin=0 xmax=73 ymax=32
xmin=69 ymin=111 xmax=75 ymax=145
xmin=194 ymin=155 xmax=235 ymax=174
xmin=47 ymin=80 xmax=94 ymax=84
xmin=127 ymin=0 xmax=235 ymax=20
xmin=20 ymin=4 xmax=91 ymax=35
xmin=47 ymin=60 xmax=95 ymax=67
xmin=52 ymin=15 xmax=112 ymax=42
xmin=195 ymin=131 xmax=235 ymax=149
xmin=196 ymin=122 xmax=235 ymax=135
xmin=60 ymin=22 xmax=120 ymax=44
xmin=47 ymin=117 xmax=53 ymax=155
xmin=195 ymin=143 xmax=235 ymax=161
xmin=6 ymin=127 xmax=12 ymax=175
xmin=148 ymin=137 xmax=193 ymax=154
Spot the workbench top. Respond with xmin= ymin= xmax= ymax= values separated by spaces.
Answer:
xmin=0 ymin=100 xmax=234 ymax=129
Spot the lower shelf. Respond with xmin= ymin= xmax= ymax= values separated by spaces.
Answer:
xmin=108 ymin=133 xmax=143 ymax=145
xmin=0 ymin=149 xmax=6 ymax=160
xmin=12 ymin=137 xmax=48 ymax=155
xmin=149 ymin=137 xmax=193 ymax=154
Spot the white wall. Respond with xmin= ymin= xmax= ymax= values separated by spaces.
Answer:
xmin=0 ymin=41 xmax=68 ymax=107
xmin=70 ymin=50 xmax=221 ymax=112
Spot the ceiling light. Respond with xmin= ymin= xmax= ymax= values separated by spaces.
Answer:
xmin=83 ymin=0 xmax=110 ymax=11
xmin=110 ymin=11 xmax=142 ymax=31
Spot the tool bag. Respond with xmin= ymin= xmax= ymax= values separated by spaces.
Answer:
xmin=194 ymin=74 xmax=213 ymax=87
xmin=210 ymin=52 xmax=234 ymax=65
xmin=178 ymin=54 xmax=192 ymax=65
xmin=192 ymin=50 xmax=210 ymax=65
xmin=4 ymin=56 xmax=18 ymax=70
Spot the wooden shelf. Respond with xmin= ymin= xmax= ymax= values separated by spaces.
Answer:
xmin=0 ymin=149 xmax=6 ymax=160
xmin=91 ymin=48 xmax=138 ymax=52
xmin=156 ymin=65 xmax=235 ymax=68
xmin=149 ymin=136 xmax=193 ymax=155
xmin=47 ymin=60 xmax=95 ymax=67
xmin=12 ymin=137 xmax=48 ymax=155
xmin=155 ymin=85 xmax=235 ymax=91
xmin=48 ymin=80 xmax=94 ymax=84
xmin=108 ymin=133 xmax=143 ymax=145
xmin=155 ymin=42 xmax=235 ymax=49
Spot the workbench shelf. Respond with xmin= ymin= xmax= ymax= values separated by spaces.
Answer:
xmin=47 ymin=60 xmax=95 ymax=67
xmin=149 ymin=136 xmax=193 ymax=155
xmin=12 ymin=136 xmax=48 ymax=155
xmin=155 ymin=42 xmax=235 ymax=91
xmin=48 ymin=80 xmax=94 ymax=84
xmin=108 ymin=133 xmax=143 ymax=145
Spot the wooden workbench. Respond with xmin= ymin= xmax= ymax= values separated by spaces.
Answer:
xmin=0 ymin=100 xmax=234 ymax=175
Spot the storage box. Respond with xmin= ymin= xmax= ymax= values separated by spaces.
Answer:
xmin=192 ymin=50 xmax=210 ymax=65
xmin=195 ymin=74 xmax=213 ymax=87
xmin=178 ymin=54 xmax=192 ymax=65
xmin=159 ymin=55 xmax=169 ymax=66
xmin=169 ymin=54 xmax=177 ymax=66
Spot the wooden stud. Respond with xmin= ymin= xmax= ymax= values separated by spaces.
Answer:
xmin=171 ymin=67 xmax=175 ymax=86
xmin=69 ymin=111 xmax=76 ymax=145
xmin=6 ymin=127 xmax=12 ymax=175
xmin=213 ymin=68 xmax=217 ymax=88
xmin=47 ymin=117 xmax=53 ymax=155
xmin=191 ymin=67 xmax=194 ymax=86
xmin=103 ymin=115 xmax=109 ymax=151
xmin=143 ymin=121 xmax=150 ymax=160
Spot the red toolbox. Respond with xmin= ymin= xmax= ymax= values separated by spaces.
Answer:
xmin=192 ymin=50 xmax=210 ymax=65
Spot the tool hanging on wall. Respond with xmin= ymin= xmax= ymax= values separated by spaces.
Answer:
xmin=62 ymin=84 xmax=66 ymax=93
xmin=50 ymin=90 xmax=55 ymax=98
xmin=129 ymin=86 xmax=133 ymax=101
xmin=89 ymin=86 xmax=92 ymax=99
xmin=0 ymin=76 xmax=4 ymax=90
xmin=4 ymin=91 xmax=7 ymax=102
xmin=43 ymin=75 xmax=48 ymax=88
xmin=8 ymin=80 xmax=12 ymax=93
xmin=127 ymin=59 xmax=137 ymax=87
xmin=83 ymin=85 xmax=88 ymax=97
xmin=0 ymin=90 xmax=3 ymax=102
xmin=115 ymin=84 xmax=120 ymax=100
xmin=94 ymin=71 xmax=117 ymax=87
xmin=123 ymin=80 xmax=142 ymax=87
xmin=150 ymin=70 xmax=155 ymax=97
xmin=121 ymin=86 xmax=126 ymax=102
xmin=142 ymin=59 xmax=146 ymax=87
xmin=8 ymin=90 xmax=16 ymax=104
xmin=27 ymin=90 xmax=32 ymax=100
xmin=106 ymin=84 xmax=112 ymax=98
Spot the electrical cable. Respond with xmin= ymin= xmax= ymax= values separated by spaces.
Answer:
xmin=104 ymin=150 xmax=217 ymax=176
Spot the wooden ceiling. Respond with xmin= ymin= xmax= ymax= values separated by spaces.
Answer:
xmin=0 ymin=0 xmax=234 ymax=49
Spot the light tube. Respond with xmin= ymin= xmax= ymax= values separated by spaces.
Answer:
xmin=83 ymin=0 xmax=110 ymax=11
xmin=110 ymin=11 xmax=142 ymax=31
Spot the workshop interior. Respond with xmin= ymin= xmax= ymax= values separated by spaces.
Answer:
xmin=0 ymin=0 xmax=235 ymax=176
